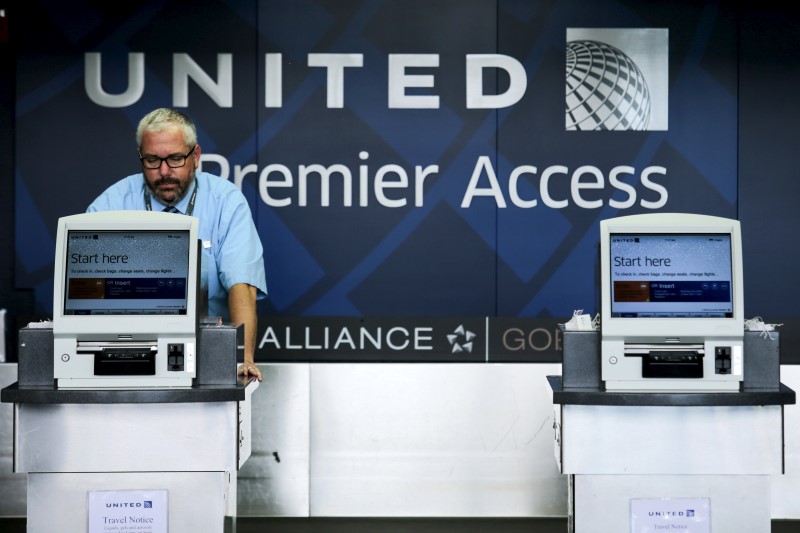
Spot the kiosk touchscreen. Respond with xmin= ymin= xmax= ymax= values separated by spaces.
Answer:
xmin=600 ymin=213 xmax=744 ymax=392
xmin=52 ymin=211 xmax=200 ymax=389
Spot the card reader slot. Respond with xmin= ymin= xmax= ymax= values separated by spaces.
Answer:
xmin=94 ymin=347 xmax=157 ymax=376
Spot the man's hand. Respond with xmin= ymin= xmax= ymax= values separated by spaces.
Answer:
xmin=238 ymin=361 xmax=262 ymax=382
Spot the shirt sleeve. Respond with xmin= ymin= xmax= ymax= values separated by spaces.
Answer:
xmin=86 ymin=189 xmax=115 ymax=212
xmin=215 ymin=190 xmax=268 ymax=300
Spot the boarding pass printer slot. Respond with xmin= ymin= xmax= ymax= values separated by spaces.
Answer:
xmin=625 ymin=344 xmax=704 ymax=379
xmin=92 ymin=345 xmax=157 ymax=376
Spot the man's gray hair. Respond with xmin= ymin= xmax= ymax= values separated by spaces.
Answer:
xmin=136 ymin=108 xmax=198 ymax=148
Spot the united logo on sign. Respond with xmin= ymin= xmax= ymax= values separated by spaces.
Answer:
xmin=566 ymin=28 xmax=669 ymax=131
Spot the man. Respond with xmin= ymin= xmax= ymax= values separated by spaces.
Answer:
xmin=87 ymin=108 xmax=266 ymax=381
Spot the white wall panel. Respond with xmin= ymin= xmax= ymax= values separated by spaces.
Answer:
xmin=308 ymin=363 xmax=566 ymax=517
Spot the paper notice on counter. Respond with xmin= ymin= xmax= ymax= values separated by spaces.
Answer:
xmin=88 ymin=489 xmax=168 ymax=533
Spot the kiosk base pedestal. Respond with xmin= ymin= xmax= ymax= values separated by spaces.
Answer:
xmin=549 ymin=376 xmax=794 ymax=533
xmin=3 ymin=381 xmax=257 ymax=533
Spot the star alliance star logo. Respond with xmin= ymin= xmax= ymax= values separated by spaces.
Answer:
xmin=447 ymin=325 xmax=476 ymax=354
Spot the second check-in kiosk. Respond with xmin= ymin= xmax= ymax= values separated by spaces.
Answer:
xmin=551 ymin=213 xmax=796 ymax=533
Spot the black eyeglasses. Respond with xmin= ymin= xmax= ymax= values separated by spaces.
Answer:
xmin=139 ymin=145 xmax=196 ymax=169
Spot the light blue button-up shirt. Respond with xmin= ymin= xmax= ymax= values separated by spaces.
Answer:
xmin=87 ymin=171 xmax=267 ymax=320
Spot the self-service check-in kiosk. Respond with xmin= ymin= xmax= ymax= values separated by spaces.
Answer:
xmin=599 ymin=212 xmax=745 ymax=392
xmin=1 ymin=211 xmax=258 ymax=533
xmin=52 ymin=211 xmax=200 ymax=388
xmin=550 ymin=213 xmax=795 ymax=533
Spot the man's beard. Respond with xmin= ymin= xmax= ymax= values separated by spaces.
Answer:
xmin=147 ymin=170 xmax=195 ymax=207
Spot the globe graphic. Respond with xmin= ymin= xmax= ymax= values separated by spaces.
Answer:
xmin=566 ymin=40 xmax=651 ymax=131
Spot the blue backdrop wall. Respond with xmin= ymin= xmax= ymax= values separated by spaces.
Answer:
xmin=3 ymin=0 xmax=799 ymax=362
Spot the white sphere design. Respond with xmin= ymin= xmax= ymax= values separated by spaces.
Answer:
xmin=566 ymin=40 xmax=651 ymax=131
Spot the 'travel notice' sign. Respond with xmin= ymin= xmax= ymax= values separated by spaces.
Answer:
xmin=88 ymin=489 xmax=168 ymax=533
